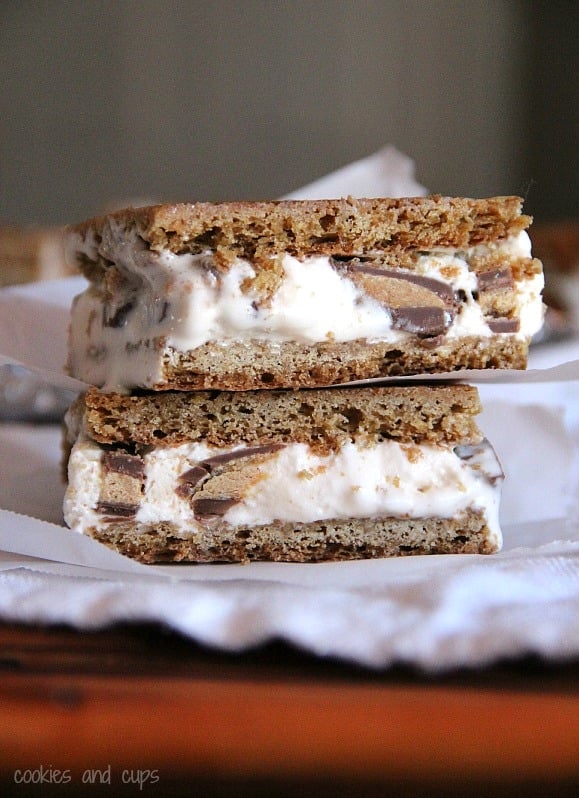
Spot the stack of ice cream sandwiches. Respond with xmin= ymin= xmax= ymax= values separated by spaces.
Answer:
xmin=62 ymin=196 xmax=544 ymax=562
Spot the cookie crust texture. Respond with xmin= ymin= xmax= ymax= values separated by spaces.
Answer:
xmin=89 ymin=512 xmax=498 ymax=565
xmin=71 ymin=195 xmax=530 ymax=274
xmin=157 ymin=336 xmax=528 ymax=391
xmin=75 ymin=383 xmax=482 ymax=451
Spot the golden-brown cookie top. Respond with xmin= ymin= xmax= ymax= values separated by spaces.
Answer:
xmin=71 ymin=383 xmax=482 ymax=452
xmin=68 ymin=195 xmax=530 ymax=272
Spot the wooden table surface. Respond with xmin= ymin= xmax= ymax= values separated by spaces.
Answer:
xmin=1 ymin=620 xmax=578 ymax=797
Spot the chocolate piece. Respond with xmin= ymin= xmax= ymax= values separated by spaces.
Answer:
xmin=201 ymin=443 xmax=285 ymax=470
xmin=454 ymin=440 xmax=504 ymax=485
xmin=390 ymin=306 xmax=451 ymax=336
xmin=477 ymin=268 xmax=514 ymax=292
xmin=96 ymin=500 xmax=139 ymax=517
xmin=487 ymin=318 xmax=520 ymax=333
xmin=340 ymin=266 xmax=455 ymax=337
xmin=175 ymin=465 xmax=210 ymax=499
xmin=99 ymin=452 xmax=144 ymax=514
xmin=102 ymin=451 xmax=145 ymax=479
xmin=454 ymin=443 xmax=480 ymax=460
xmin=176 ymin=444 xmax=286 ymax=503
xmin=340 ymin=261 xmax=455 ymax=304
xmin=178 ymin=464 xmax=210 ymax=487
xmin=193 ymin=497 xmax=239 ymax=518
xmin=158 ymin=300 xmax=170 ymax=323
xmin=103 ymin=299 xmax=136 ymax=328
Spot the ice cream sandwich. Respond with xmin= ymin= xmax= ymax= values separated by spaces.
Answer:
xmin=65 ymin=196 xmax=544 ymax=392
xmin=63 ymin=384 xmax=503 ymax=563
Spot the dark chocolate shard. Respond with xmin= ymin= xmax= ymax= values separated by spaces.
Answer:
xmin=454 ymin=440 xmax=504 ymax=485
xmin=201 ymin=443 xmax=285 ymax=470
xmin=390 ymin=306 xmax=452 ymax=336
xmin=454 ymin=443 xmax=478 ymax=461
xmin=193 ymin=497 xmax=239 ymax=518
xmin=178 ymin=464 xmax=210 ymax=487
xmin=341 ymin=262 xmax=455 ymax=304
xmin=477 ymin=268 xmax=514 ymax=292
xmin=103 ymin=299 xmax=136 ymax=328
xmin=177 ymin=445 xmax=285 ymax=507
xmin=158 ymin=300 xmax=170 ymax=323
xmin=175 ymin=482 xmax=195 ymax=500
xmin=96 ymin=500 xmax=139 ymax=517
xmin=487 ymin=317 xmax=520 ymax=333
xmin=102 ymin=451 xmax=145 ymax=480
xmin=175 ymin=465 xmax=210 ymax=500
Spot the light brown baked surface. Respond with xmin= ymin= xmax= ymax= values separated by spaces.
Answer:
xmin=74 ymin=383 xmax=482 ymax=451
xmin=69 ymin=195 xmax=531 ymax=274
xmin=153 ymin=334 xmax=528 ymax=391
xmin=86 ymin=511 xmax=498 ymax=564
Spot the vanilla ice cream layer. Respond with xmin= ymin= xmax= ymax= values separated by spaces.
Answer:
xmin=68 ymin=226 xmax=544 ymax=390
xmin=64 ymin=438 xmax=503 ymax=548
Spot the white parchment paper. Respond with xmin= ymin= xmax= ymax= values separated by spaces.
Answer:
xmin=1 ymin=148 xmax=578 ymax=670
xmin=281 ymin=145 xmax=427 ymax=200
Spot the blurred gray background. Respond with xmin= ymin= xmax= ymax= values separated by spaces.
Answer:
xmin=0 ymin=0 xmax=576 ymax=226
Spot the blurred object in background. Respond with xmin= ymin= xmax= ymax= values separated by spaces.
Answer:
xmin=2 ymin=1 xmax=571 ymax=225
xmin=531 ymin=220 xmax=579 ymax=344
xmin=0 ymin=225 xmax=73 ymax=287
xmin=0 ymin=364 xmax=75 ymax=423
xmin=0 ymin=225 xmax=77 ymax=420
